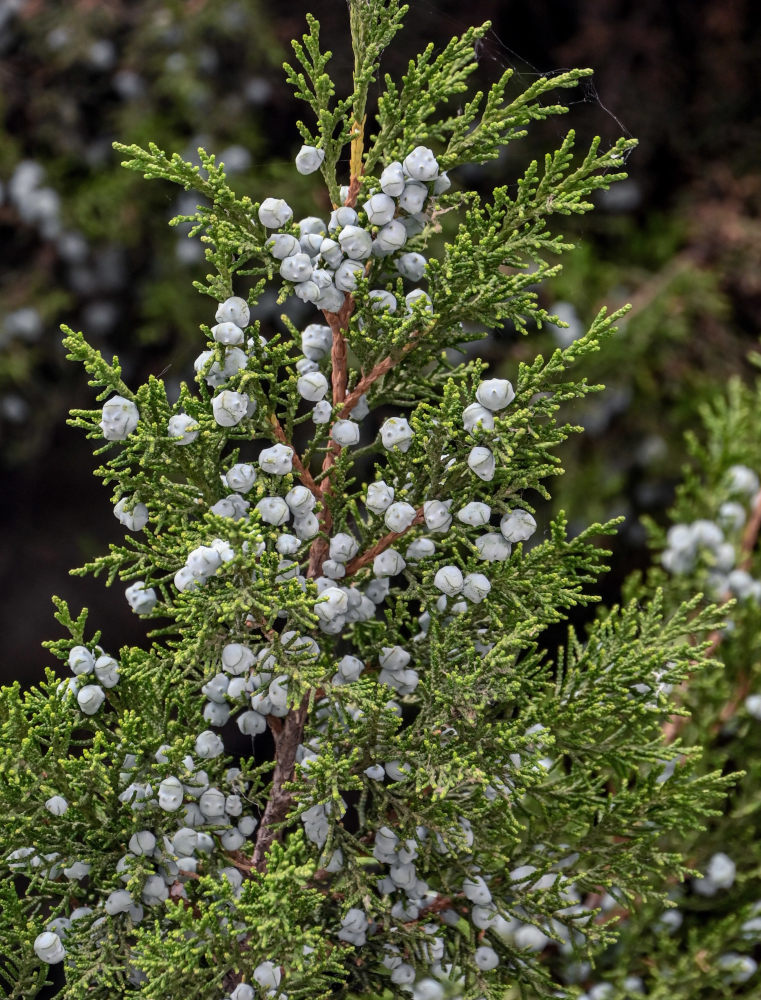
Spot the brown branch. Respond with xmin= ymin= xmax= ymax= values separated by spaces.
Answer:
xmin=251 ymin=694 xmax=310 ymax=872
xmin=268 ymin=414 xmax=320 ymax=498
xmin=325 ymin=298 xmax=352 ymax=408
xmin=302 ymin=295 xmax=360 ymax=579
xmin=337 ymin=332 xmax=421 ymax=420
xmin=344 ymin=508 xmax=425 ymax=577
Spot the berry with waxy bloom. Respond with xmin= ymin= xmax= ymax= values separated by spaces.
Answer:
xmin=300 ymin=231 xmax=326 ymax=257
xmin=129 ymin=830 xmax=156 ymax=856
xmin=45 ymin=795 xmax=69 ymax=816
xmin=187 ymin=545 xmax=223 ymax=580
xmin=104 ymin=889 xmax=133 ymax=915
xmin=295 ymin=144 xmax=325 ymax=174
xmin=363 ymin=192 xmax=396 ymax=225
xmin=385 ymin=501 xmax=417 ymax=531
xmin=301 ymin=323 xmax=332 ymax=360
xmin=379 ymin=161 xmax=405 ymax=197
xmin=424 ymin=499 xmax=452 ymax=532
xmin=68 ymin=645 xmax=95 ymax=675
xmin=405 ymin=288 xmax=432 ymax=312
xmin=266 ymin=232 xmax=300 ymax=259
xmin=374 ymin=548 xmax=406 ymax=577
xmin=457 ymin=501 xmax=491 ymax=526
xmin=77 ymin=684 xmax=105 ymax=715
xmin=94 ymin=654 xmax=120 ymax=688
xmin=195 ymin=345 xmax=248 ymax=388
xmin=403 ymin=145 xmax=439 ymax=181
xmin=374 ymin=219 xmax=407 ymax=254
xmin=258 ymin=197 xmax=292 ymax=229
xmin=212 ymin=390 xmax=249 ymax=427
xmin=238 ymin=710 xmax=267 ymax=736
xmin=258 ymin=443 xmax=294 ymax=476
xmin=396 ymin=251 xmax=427 ymax=281
xmin=215 ymin=295 xmax=250 ymax=328
xmin=286 ymin=484 xmax=316 ymax=517
xmin=727 ymin=464 xmax=759 ymax=496
xmin=211 ymin=321 xmax=244 ymax=346
xmin=336 ymin=654 xmax=364 ymax=682
xmin=335 ymin=258 xmax=365 ymax=292
xmin=319 ymin=237 xmax=344 ymax=268
xmin=433 ymin=171 xmax=451 ymax=194
xmin=474 ymin=945 xmax=500 ymax=971
xmin=475 ymin=532 xmax=512 ymax=561
xmin=719 ymin=501 xmax=746 ymax=531
xmin=253 ymin=960 xmax=282 ymax=991
xmin=338 ymin=907 xmax=369 ymax=945
xmin=434 ymin=565 xmax=464 ymax=595
xmin=293 ymin=512 xmax=320 ymax=539
xmin=276 ymin=534 xmax=301 ymax=556
xmin=398 ymin=180 xmax=428 ymax=214
xmin=322 ymin=558 xmax=346 ymax=579
xmin=100 ymin=395 xmax=139 ymax=441
xmin=222 ymin=642 xmax=256 ymax=675
xmin=210 ymin=494 xmax=249 ymax=519
xmin=174 ymin=566 xmax=198 ymax=592
xmin=380 ymin=416 xmax=414 ymax=452
xmin=468 ymin=445 xmax=496 ymax=481
xmin=330 ymin=533 xmax=359 ymax=563
xmin=298 ymin=370 xmax=329 ymax=401
xmin=255 ymin=497 xmax=290 ymax=526
xmin=476 ymin=378 xmax=515 ymax=411
xmin=157 ymin=776 xmax=183 ymax=811
xmin=315 ymin=586 xmax=349 ymax=623
xmin=406 ymin=538 xmax=436 ymax=561
xmin=222 ymin=463 xmax=257 ymax=493
xmin=125 ymin=580 xmax=157 ymax=614
xmin=338 ymin=225 xmax=373 ymax=259
xmin=463 ymin=572 xmax=491 ymax=603
xmin=300 ymin=215 xmax=327 ymax=236
xmin=280 ymin=252 xmax=313 ymax=283
xmin=329 ymin=206 xmax=358 ymax=231
xmin=312 ymin=400 xmax=332 ymax=424
xmin=114 ymin=497 xmax=149 ymax=530
xmin=167 ymin=413 xmax=199 ymax=444
xmin=34 ymin=931 xmax=65 ymax=964
xmin=463 ymin=401 xmax=494 ymax=433
xmin=368 ymin=289 xmax=397 ymax=313
xmin=333 ymin=419 xmax=360 ymax=446
xmin=366 ymin=480 xmax=395 ymax=513
xmin=201 ymin=672 xmax=229 ymax=702
xmin=500 ymin=508 xmax=537 ymax=542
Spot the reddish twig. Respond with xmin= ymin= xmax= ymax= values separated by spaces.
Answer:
xmin=344 ymin=508 xmax=425 ymax=577
xmin=337 ymin=332 xmax=421 ymax=420
xmin=269 ymin=414 xmax=321 ymax=498
xmin=251 ymin=694 xmax=310 ymax=872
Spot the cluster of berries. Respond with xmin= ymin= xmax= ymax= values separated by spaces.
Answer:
xmin=261 ymin=144 xmax=448 ymax=313
xmin=661 ymin=464 xmax=761 ymax=603
xmin=56 ymin=643 xmax=120 ymax=717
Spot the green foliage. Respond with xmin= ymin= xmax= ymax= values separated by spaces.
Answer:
xmin=1 ymin=3 xmax=754 ymax=999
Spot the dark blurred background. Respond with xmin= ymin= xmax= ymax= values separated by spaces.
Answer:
xmin=1 ymin=0 xmax=760 ymax=686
